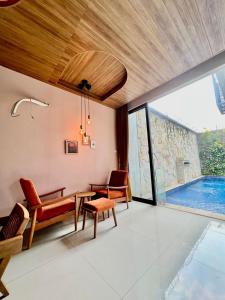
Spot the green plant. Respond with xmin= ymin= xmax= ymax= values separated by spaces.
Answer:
xmin=199 ymin=130 xmax=225 ymax=175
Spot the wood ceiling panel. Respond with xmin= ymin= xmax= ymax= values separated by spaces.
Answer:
xmin=0 ymin=0 xmax=224 ymax=108
xmin=196 ymin=0 xmax=225 ymax=55
xmin=0 ymin=0 xmax=87 ymax=79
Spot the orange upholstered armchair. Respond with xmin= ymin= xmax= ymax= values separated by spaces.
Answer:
xmin=0 ymin=203 xmax=29 ymax=298
xmin=90 ymin=170 xmax=129 ymax=209
xmin=20 ymin=178 xmax=77 ymax=249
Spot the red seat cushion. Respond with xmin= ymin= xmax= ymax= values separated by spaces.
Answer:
xmin=95 ymin=189 xmax=125 ymax=199
xmin=83 ymin=198 xmax=115 ymax=212
xmin=37 ymin=198 xmax=75 ymax=222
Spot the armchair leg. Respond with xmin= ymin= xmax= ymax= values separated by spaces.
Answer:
xmin=28 ymin=209 xmax=37 ymax=249
xmin=0 ymin=280 xmax=9 ymax=298
xmin=0 ymin=256 xmax=10 ymax=298
xmin=126 ymin=188 xmax=129 ymax=209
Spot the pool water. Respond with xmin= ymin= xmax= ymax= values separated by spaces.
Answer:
xmin=166 ymin=176 xmax=225 ymax=215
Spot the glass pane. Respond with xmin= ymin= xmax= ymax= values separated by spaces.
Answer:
xmin=128 ymin=108 xmax=153 ymax=200
xmin=149 ymin=67 xmax=225 ymax=216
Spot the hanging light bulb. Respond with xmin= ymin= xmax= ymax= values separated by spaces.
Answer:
xmin=79 ymin=124 xmax=84 ymax=135
xmin=87 ymin=114 xmax=91 ymax=125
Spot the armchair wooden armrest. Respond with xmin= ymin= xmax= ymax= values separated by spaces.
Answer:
xmin=108 ymin=185 xmax=128 ymax=189
xmin=90 ymin=184 xmax=108 ymax=187
xmin=39 ymin=187 xmax=66 ymax=198
xmin=30 ymin=192 xmax=77 ymax=210
xmin=0 ymin=216 xmax=9 ymax=226
xmin=0 ymin=235 xmax=23 ymax=258
xmin=90 ymin=184 xmax=108 ymax=191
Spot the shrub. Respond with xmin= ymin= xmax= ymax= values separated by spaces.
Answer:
xmin=199 ymin=130 xmax=225 ymax=175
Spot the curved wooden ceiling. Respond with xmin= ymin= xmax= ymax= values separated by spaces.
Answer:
xmin=0 ymin=0 xmax=21 ymax=7
xmin=58 ymin=51 xmax=127 ymax=100
xmin=0 ymin=0 xmax=225 ymax=108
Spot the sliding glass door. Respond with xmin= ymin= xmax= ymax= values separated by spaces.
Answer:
xmin=128 ymin=105 xmax=156 ymax=204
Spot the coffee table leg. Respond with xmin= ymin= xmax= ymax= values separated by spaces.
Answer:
xmin=78 ymin=197 xmax=84 ymax=222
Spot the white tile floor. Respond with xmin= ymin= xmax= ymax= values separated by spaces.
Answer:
xmin=3 ymin=202 xmax=225 ymax=300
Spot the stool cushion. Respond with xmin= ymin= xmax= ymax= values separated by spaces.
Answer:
xmin=37 ymin=198 xmax=75 ymax=222
xmin=95 ymin=189 xmax=124 ymax=199
xmin=83 ymin=198 xmax=114 ymax=212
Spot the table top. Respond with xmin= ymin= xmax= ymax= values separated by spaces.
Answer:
xmin=76 ymin=191 xmax=96 ymax=198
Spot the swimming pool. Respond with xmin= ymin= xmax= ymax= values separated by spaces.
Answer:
xmin=166 ymin=176 xmax=225 ymax=215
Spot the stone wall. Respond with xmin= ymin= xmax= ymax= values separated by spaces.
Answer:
xmin=149 ymin=109 xmax=202 ymax=191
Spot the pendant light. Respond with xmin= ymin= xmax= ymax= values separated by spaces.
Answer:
xmin=84 ymin=93 xmax=87 ymax=137
xmin=79 ymin=94 xmax=85 ymax=135
xmin=78 ymin=80 xmax=92 ymax=136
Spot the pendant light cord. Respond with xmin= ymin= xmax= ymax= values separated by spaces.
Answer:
xmin=80 ymin=94 xmax=83 ymax=128
xmin=88 ymin=96 xmax=90 ymax=117
xmin=84 ymin=95 xmax=87 ymax=135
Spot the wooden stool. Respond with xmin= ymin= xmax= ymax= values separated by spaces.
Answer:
xmin=82 ymin=198 xmax=117 ymax=239
xmin=76 ymin=191 xmax=96 ymax=221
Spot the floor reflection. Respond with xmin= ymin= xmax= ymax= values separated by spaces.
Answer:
xmin=165 ymin=221 xmax=225 ymax=300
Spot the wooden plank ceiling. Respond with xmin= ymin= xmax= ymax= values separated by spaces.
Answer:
xmin=0 ymin=0 xmax=225 ymax=108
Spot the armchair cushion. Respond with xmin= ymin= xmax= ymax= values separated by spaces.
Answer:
xmin=83 ymin=198 xmax=115 ymax=212
xmin=0 ymin=204 xmax=25 ymax=241
xmin=37 ymin=198 xmax=75 ymax=222
xmin=95 ymin=189 xmax=125 ymax=199
xmin=20 ymin=178 xmax=42 ymax=207
xmin=109 ymin=170 xmax=128 ymax=187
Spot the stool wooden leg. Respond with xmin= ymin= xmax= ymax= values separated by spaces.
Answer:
xmin=94 ymin=212 xmax=98 ymax=239
xmin=102 ymin=211 xmax=105 ymax=221
xmin=107 ymin=210 xmax=110 ymax=218
xmin=82 ymin=209 xmax=87 ymax=230
xmin=112 ymin=208 xmax=117 ymax=227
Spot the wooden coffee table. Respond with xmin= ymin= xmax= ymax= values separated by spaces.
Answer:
xmin=76 ymin=191 xmax=96 ymax=221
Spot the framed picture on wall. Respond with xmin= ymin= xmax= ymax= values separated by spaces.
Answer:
xmin=64 ymin=140 xmax=78 ymax=154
